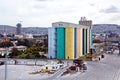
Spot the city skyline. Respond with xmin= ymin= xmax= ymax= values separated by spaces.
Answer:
xmin=0 ymin=0 xmax=120 ymax=27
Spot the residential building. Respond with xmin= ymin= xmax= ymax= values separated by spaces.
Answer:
xmin=14 ymin=34 xmax=33 ymax=39
xmin=0 ymin=46 xmax=27 ymax=56
xmin=48 ymin=21 xmax=93 ymax=59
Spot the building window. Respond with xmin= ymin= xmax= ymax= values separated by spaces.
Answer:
xmin=52 ymin=67 xmax=54 ymax=69
xmin=59 ymin=24 xmax=63 ymax=26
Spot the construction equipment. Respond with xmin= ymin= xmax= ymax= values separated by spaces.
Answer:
xmin=40 ymin=68 xmax=52 ymax=73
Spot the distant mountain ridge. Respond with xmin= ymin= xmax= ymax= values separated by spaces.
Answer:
xmin=92 ymin=24 xmax=120 ymax=34
xmin=22 ymin=27 xmax=48 ymax=34
xmin=1 ymin=24 xmax=120 ymax=35
xmin=0 ymin=25 xmax=48 ymax=34
xmin=0 ymin=25 xmax=16 ymax=34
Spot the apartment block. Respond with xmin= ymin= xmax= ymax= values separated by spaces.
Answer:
xmin=48 ymin=21 xmax=92 ymax=59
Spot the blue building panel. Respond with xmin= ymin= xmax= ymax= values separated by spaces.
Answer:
xmin=48 ymin=28 xmax=56 ymax=58
xmin=74 ymin=28 xmax=77 ymax=58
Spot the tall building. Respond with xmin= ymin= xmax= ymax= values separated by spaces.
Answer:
xmin=79 ymin=17 xmax=93 ymax=52
xmin=48 ymin=21 xmax=93 ymax=59
xmin=79 ymin=17 xmax=92 ymax=27
xmin=16 ymin=23 xmax=22 ymax=35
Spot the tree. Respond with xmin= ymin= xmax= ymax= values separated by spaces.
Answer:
xmin=24 ymin=39 xmax=33 ymax=47
xmin=16 ymin=39 xmax=25 ymax=46
xmin=17 ymin=46 xmax=41 ymax=59
xmin=0 ymin=40 xmax=13 ymax=47
xmin=26 ymin=46 xmax=40 ymax=58
xmin=17 ymin=39 xmax=33 ymax=48
xmin=9 ymin=48 xmax=19 ymax=58
xmin=35 ymin=39 xmax=48 ymax=53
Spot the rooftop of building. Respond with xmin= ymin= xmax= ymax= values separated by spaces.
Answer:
xmin=52 ymin=21 xmax=89 ymax=28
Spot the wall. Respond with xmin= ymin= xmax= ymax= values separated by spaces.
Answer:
xmin=65 ymin=27 xmax=74 ymax=59
xmin=90 ymin=29 xmax=93 ymax=48
xmin=56 ymin=27 xmax=65 ymax=59
xmin=87 ymin=28 xmax=90 ymax=53
xmin=48 ymin=28 xmax=56 ymax=58
xmin=48 ymin=22 xmax=92 ymax=60
xmin=80 ymin=28 xmax=83 ymax=56
xmin=76 ymin=28 xmax=80 ymax=58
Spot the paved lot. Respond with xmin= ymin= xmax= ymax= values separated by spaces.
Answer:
xmin=1 ymin=50 xmax=120 ymax=80
xmin=59 ymin=50 xmax=120 ymax=80
xmin=0 ymin=59 xmax=69 ymax=80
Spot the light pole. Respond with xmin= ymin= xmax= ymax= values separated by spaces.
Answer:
xmin=5 ymin=47 xmax=8 ymax=80
xmin=3 ymin=33 xmax=8 ymax=80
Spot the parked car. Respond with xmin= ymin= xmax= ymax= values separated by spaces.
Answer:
xmin=0 ymin=61 xmax=4 ymax=65
xmin=73 ymin=59 xmax=83 ymax=65
xmin=69 ymin=66 xmax=77 ymax=70
xmin=73 ymin=60 xmax=87 ymax=71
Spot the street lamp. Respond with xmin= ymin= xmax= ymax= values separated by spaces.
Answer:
xmin=5 ymin=47 xmax=8 ymax=80
xmin=3 ymin=33 xmax=8 ymax=80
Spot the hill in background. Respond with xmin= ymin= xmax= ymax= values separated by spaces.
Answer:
xmin=0 ymin=25 xmax=48 ymax=35
xmin=1 ymin=24 xmax=120 ymax=35
xmin=92 ymin=24 xmax=120 ymax=34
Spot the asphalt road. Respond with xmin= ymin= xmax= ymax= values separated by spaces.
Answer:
xmin=1 ymin=50 xmax=120 ymax=80
xmin=58 ymin=50 xmax=120 ymax=80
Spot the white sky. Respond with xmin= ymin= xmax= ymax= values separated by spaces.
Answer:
xmin=0 ymin=0 xmax=120 ymax=27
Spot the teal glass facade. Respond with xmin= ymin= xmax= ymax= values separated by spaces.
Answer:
xmin=90 ymin=29 xmax=93 ymax=48
xmin=56 ymin=27 xmax=65 ymax=59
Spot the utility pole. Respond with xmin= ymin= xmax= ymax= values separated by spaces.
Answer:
xmin=5 ymin=47 xmax=8 ymax=80
xmin=3 ymin=33 xmax=8 ymax=80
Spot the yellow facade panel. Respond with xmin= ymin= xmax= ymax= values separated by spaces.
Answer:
xmin=65 ymin=27 xmax=74 ymax=59
xmin=76 ymin=28 xmax=80 ymax=58
xmin=87 ymin=28 xmax=90 ymax=53
xmin=80 ymin=28 xmax=83 ymax=56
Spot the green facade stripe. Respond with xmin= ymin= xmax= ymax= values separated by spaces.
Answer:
xmin=90 ymin=29 xmax=93 ymax=48
xmin=56 ymin=27 xmax=65 ymax=59
xmin=82 ymin=29 xmax=84 ymax=55
xmin=86 ymin=29 xmax=87 ymax=54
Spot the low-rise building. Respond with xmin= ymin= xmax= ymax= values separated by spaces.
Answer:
xmin=0 ymin=46 xmax=27 ymax=56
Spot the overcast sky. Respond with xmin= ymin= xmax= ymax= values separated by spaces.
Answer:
xmin=0 ymin=0 xmax=120 ymax=27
